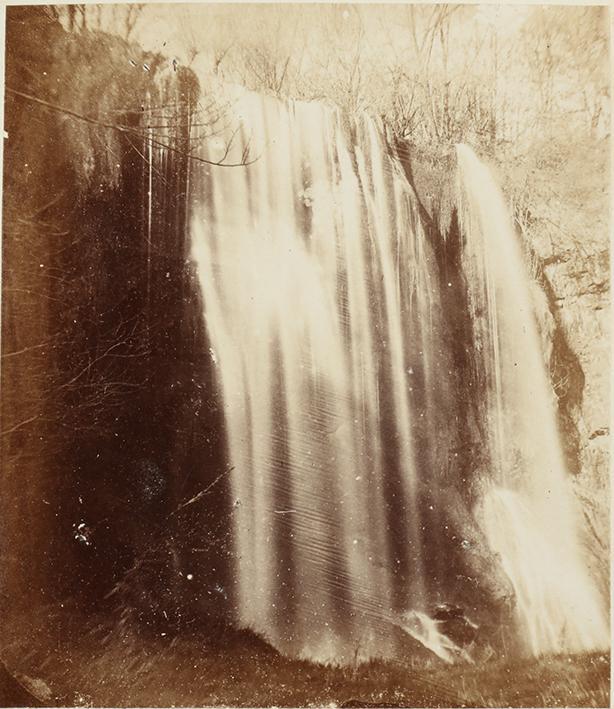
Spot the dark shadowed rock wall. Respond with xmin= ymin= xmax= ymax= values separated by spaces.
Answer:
xmin=1 ymin=6 xmax=230 ymax=631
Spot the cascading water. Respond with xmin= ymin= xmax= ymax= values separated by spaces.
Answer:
xmin=189 ymin=82 xmax=608 ymax=663
xmin=455 ymin=144 xmax=609 ymax=655
xmin=190 ymin=84 xmax=447 ymax=663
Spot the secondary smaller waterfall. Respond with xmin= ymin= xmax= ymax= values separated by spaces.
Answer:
xmin=456 ymin=144 xmax=609 ymax=655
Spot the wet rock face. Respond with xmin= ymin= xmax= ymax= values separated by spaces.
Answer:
xmin=517 ymin=139 xmax=610 ymax=579
xmin=431 ymin=604 xmax=479 ymax=647
xmin=549 ymin=252 xmax=609 ymax=470
xmin=523 ymin=141 xmax=609 ymax=564
xmin=538 ymin=245 xmax=609 ymax=590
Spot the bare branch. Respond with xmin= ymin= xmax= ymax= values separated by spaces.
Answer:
xmin=7 ymin=88 xmax=258 ymax=169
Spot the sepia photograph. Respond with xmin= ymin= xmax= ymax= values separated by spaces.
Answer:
xmin=0 ymin=2 xmax=611 ymax=707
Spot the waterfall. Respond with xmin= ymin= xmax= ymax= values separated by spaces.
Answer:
xmin=456 ymin=144 xmax=609 ymax=655
xmin=189 ymin=84 xmax=607 ymax=663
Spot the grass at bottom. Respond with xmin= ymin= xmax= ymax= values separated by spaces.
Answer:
xmin=0 ymin=604 xmax=609 ymax=708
